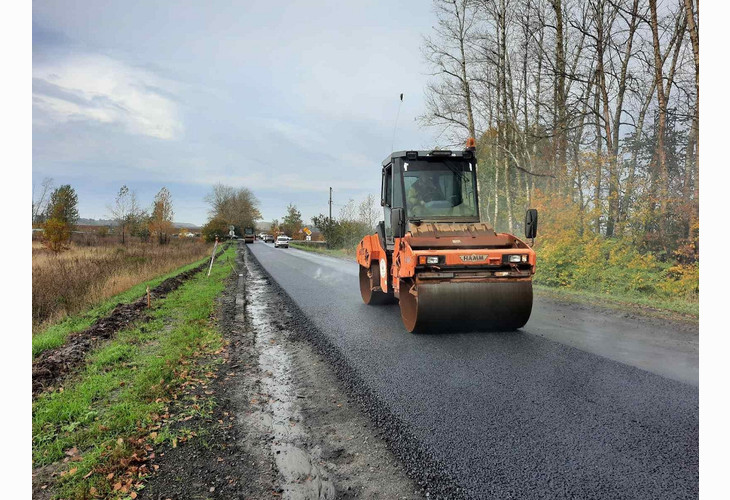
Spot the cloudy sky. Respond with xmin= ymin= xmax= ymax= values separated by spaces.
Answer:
xmin=32 ymin=0 xmax=444 ymax=225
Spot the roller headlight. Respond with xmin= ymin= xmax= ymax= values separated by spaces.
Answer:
xmin=418 ymin=255 xmax=443 ymax=265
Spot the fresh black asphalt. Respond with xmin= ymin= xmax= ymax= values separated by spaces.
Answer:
xmin=246 ymin=242 xmax=698 ymax=499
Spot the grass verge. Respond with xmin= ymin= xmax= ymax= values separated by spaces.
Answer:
xmin=534 ymin=285 xmax=698 ymax=320
xmin=32 ymin=246 xmax=235 ymax=499
xmin=32 ymin=249 xmax=228 ymax=359
xmin=290 ymin=242 xmax=697 ymax=319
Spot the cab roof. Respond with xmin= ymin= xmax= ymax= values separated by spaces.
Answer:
xmin=382 ymin=149 xmax=475 ymax=167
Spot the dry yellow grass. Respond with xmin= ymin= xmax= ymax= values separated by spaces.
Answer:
xmin=32 ymin=240 xmax=213 ymax=328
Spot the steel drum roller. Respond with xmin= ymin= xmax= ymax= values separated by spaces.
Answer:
xmin=399 ymin=279 xmax=533 ymax=333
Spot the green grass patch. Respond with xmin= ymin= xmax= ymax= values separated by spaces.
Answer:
xmin=33 ymin=249 xmax=224 ymax=359
xmin=32 ymin=246 xmax=235 ymax=499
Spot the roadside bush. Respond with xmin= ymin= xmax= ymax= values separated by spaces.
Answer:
xmin=531 ymin=190 xmax=697 ymax=304
xmin=42 ymin=218 xmax=71 ymax=253
xmin=202 ymin=216 xmax=229 ymax=242
xmin=311 ymin=214 xmax=371 ymax=250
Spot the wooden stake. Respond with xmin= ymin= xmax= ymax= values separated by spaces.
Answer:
xmin=146 ymin=285 xmax=151 ymax=308
xmin=207 ymin=237 xmax=219 ymax=277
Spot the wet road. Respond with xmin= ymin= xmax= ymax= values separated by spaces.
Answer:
xmin=247 ymin=242 xmax=698 ymax=499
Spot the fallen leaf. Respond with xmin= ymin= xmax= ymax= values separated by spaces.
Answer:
xmin=130 ymin=492 xmax=137 ymax=499
xmin=113 ymin=482 xmax=122 ymax=491
xmin=107 ymin=473 xmax=115 ymax=480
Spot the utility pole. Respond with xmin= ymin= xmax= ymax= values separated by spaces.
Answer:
xmin=329 ymin=187 xmax=332 ymax=220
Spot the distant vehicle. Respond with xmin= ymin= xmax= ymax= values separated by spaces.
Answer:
xmin=264 ymin=234 xmax=275 ymax=243
xmin=274 ymin=235 xmax=289 ymax=248
xmin=243 ymin=227 xmax=255 ymax=244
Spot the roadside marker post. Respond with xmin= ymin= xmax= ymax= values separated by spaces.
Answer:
xmin=208 ymin=237 xmax=219 ymax=277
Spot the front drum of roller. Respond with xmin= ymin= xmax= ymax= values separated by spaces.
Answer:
xmin=399 ymin=279 xmax=533 ymax=333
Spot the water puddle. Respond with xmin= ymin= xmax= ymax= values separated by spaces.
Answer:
xmin=245 ymin=256 xmax=335 ymax=499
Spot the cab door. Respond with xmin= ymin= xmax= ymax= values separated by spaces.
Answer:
xmin=382 ymin=164 xmax=393 ymax=245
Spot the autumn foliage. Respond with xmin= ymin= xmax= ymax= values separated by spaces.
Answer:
xmin=42 ymin=218 xmax=72 ymax=253
xmin=530 ymin=190 xmax=698 ymax=305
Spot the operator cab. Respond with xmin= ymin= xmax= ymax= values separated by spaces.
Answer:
xmin=380 ymin=149 xmax=479 ymax=248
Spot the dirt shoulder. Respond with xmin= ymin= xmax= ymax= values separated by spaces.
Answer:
xmin=141 ymin=243 xmax=418 ymax=499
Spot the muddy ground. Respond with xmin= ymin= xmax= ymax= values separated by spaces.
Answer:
xmin=32 ymin=248 xmax=226 ymax=397
xmin=140 ymin=244 xmax=419 ymax=499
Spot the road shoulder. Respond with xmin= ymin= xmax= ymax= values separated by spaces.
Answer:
xmin=140 ymin=242 xmax=419 ymax=499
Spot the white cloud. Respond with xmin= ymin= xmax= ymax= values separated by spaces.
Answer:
xmin=33 ymin=54 xmax=183 ymax=140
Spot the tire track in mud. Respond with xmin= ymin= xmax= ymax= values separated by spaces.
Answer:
xmin=239 ymin=244 xmax=420 ymax=499
xmin=247 ymin=248 xmax=440 ymax=499
xmin=244 ymin=254 xmax=337 ymax=499
xmin=32 ymin=247 xmax=227 ymax=397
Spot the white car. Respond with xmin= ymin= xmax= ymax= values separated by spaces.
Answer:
xmin=274 ymin=235 xmax=289 ymax=248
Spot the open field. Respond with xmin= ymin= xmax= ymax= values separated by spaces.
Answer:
xmin=32 ymin=240 xmax=213 ymax=330
xmin=32 ymin=246 xmax=234 ymax=499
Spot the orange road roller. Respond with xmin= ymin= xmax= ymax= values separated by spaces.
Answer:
xmin=357 ymin=139 xmax=538 ymax=333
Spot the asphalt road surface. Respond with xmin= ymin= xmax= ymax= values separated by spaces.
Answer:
xmin=247 ymin=242 xmax=698 ymax=499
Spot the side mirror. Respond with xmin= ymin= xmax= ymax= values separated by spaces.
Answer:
xmin=392 ymin=207 xmax=405 ymax=238
xmin=525 ymin=209 xmax=538 ymax=239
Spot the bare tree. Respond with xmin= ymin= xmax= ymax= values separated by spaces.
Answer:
xmin=204 ymin=183 xmax=262 ymax=234
xmin=420 ymin=0 xmax=480 ymax=144
xmin=32 ymin=177 xmax=54 ymax=225
xmin=420 ymin=0 xmax=697 ymax=251
xmin=683 ymin=0 xmax=699 ymax=235
xmin=648 ymin=0 xmax=686 ymax=241
xmin=358 ymin=194 xmax=380 ymax=230
xmin=108 ymin=185 xmax=142 ymax=244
